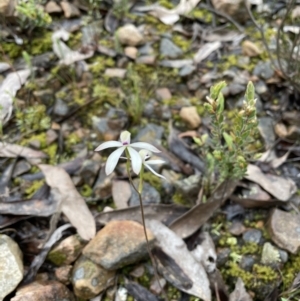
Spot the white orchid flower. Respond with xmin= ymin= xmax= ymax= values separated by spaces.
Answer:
xmin=95 ymin=131 xmax=160 ymax=175
xmin=139 ymin=149 xmax=166 ymax=179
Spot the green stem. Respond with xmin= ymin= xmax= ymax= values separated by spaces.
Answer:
xmin=125 ymin=149 xmax=168 ymax=301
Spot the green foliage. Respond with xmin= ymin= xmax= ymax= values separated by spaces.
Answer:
xmin=16 ymin=0 xmax=52 ymax=32
xmin=122 ymin=65 xmax=144 ymax=124
xmin=204 ymin=81 xmax=258 ymax=181
xmin=16 ymin=104 xmax=51 ymax=133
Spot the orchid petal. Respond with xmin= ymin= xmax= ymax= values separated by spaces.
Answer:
xmin=127 ymin=147 xmax=142 ymax=175
xmin=120 ymin=131 xmax=131 ymax=144
xmin=139 ymin=149 xmax=152 ymax=162
xmin=105 ymin=146 xmax=125 ymax=175
xmin=95 ymin=141 xmax=122 ymax=151
xmin=144 ymin=163 xmax=166 ymax=179
xmin=130 ymin=142 xmax=160 ymax=153
xmin=146 ymin=160 xmax=165 ymax=165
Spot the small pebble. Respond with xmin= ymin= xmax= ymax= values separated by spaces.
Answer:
xmin=242 ymin=229 xmax=262 ymax=244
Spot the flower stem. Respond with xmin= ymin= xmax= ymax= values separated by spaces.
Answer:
xmin=125 ymin=149 xmax=167 ymax=301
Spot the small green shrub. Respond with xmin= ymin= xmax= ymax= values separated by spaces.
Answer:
xmin=203 ymin=81 xmax=258 ymax=181
xmin=16 ymin=0 xmax=52 ymax=32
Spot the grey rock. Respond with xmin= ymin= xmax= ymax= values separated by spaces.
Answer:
xmin=46 ymin=129 xmax=58 ymax=145
xmin=187 ymin=78 xmax=201 ymax=91
xmin=159 ymin=59 xmax=193 ymax=68
xmin=175 ymin=174 xmax=202 ymax=198
xmin=255 ymin=80 xmax=268 ymax=95
xmin=216 ymin=248 xmax=231 ymax=267
xmin=129 ymin=180 xmax=161 ymax=207
xmin=229 ymin=83 xmax=245 ymax=95
xmin=33 ymin=89 xmax=54 ymax=106
xmin=48 ymin=235 xmax=87 ymax=266
xmin=83 ymin=220 xmax=155 ymax=270
xmin=161 ymin=104 xmax=172 ymax=120
xmin=106 ymin=108 xmax=128 ymax=131
xmin=258 ymin=117 xmax=275 ymax=149
xmin=143 ymin=99 xmax=157 ymax=118
xmin=160 ymin=38 xmax=183 ymax=58
xmin=242 ymin=229 xmax=262 ymax=244
xmin=12 ymin=280 xmax=75 ymax=301
xmin=133 ymin=123 xmax=164 ymax=145
xmin=229 ymin=222 xmax=246 ymax=236
xmin=138 ymin=43 xmax=154 ymax=56
xmin=279 ymin=249 xmax=288 ymax=263
xmin=179 ymin=64 xmax=196 ymax=77
xmin=92 ymin=108 xmax=128 ymax=142
xmin=71 ymin=255 xmax=115 ymax=299
xmin=54 ymin=98 xmax=69 ymax=116
xmin=79 ymin=159 xmax=101 ymax=187
xmin=240 ymin=255 xmax=255 ymax=271
xmin=117 ymin=24 xmax=144 ymax=46
xmin=136 ymin=55 xmax=156 ymax=65
xmin=93 ymin=167 xmax=114 ymax=199
xmin=253 ymin=61 xmax=274 ymax=80
xmin=0 ymin=235 xmax=23 ymax=300
xmin=268 ymin=208 xmax=300 ymax=254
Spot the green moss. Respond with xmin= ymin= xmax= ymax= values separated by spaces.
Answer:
xmin=143 ymin=172 xmax=163 ymax=192
xmin=240 ymin=242 xmax=260 ymax=255
xmin=21 ymin=132 xmax=47 ymax=148
xmin=253 ymin=264 xmax=278 ymax=282
xmin=89 ymin=56 xmax=115 ymax=75
xmin=29 ymin=31 xmax=52 ymax=55
xmin=67 ymin=32 xmax=83 ymax=49
xmin=282 ymin=252 xmax=300 ymax=288
xmin=47 ymin=249 xmax=68 ymax=266
xmin=1 ymin=31 xmax=52 ymax=60
xmin=190 ymin=8 xmax=212 ymax=23
xmin=72 ymin=89 xmax=87 ymax=106
xmin=16 ymin=104 xmax=51 ymax=132
xmin=65 ymin=132 xmax=81 ymax=148
xmin=158 ymin=0 xmax=174 ymax=9
xmin=223 ymin=261 xmax=254 ymax=284
xmin=92 ymin=82 xmax=120 ymax=107
xmin=172 ymin=191 xmax=190 ymax=206
xmin=25 ymin=179 xmax=45 ymax=198
xmin=172 ymin=34 xmax=191 ymax=52
xmin=80 ymin=184 xmax=93 ymax=197
xmin=44 ymin=143 xmax=58 ymax=165
xmin=1 ymin=42 xmax=23 ymax=60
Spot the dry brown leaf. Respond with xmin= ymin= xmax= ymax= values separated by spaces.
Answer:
xmin=146 ymin=219 xmax=211 ymax=301
xmin=170 ymin=180 xmax=237 ymax=238
xmin=112 ymin=180 xmax=131 ymax=209
xmin=38 ymin=164 xmax=96 ymax=241
xmin=0 ymin=142 xmax=47 ymax=164
xmin=270 ymin=150 xmax=291 ymax=169
xmin=245 ymin=164 xmax=296 ymax=201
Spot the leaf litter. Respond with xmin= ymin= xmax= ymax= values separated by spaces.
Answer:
xmin=2 ymin=0 xmax=300 ymax=299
